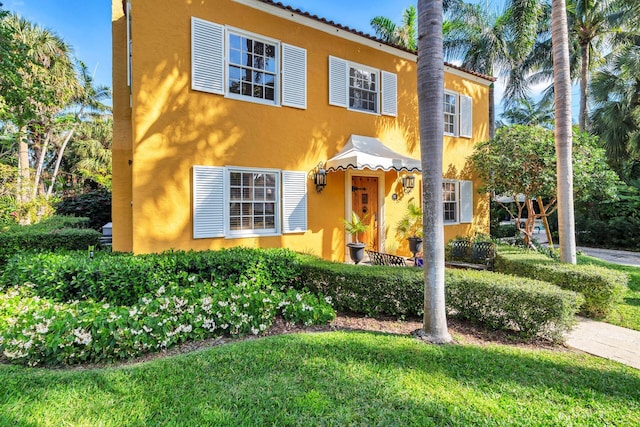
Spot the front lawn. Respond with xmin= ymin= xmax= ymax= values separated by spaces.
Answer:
xmin=1 ymin=332 xmax=639 ymax=426
xmin=578 ymin=254 xmax=640 ymax=331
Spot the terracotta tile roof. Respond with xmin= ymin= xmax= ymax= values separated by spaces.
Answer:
xmin=255 ymin=0 xmax=496 ymax=82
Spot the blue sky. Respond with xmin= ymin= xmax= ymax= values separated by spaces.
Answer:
xmin=5 ymin=0 xmax=575 ymax=118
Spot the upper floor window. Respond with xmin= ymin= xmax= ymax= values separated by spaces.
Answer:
xmin=228 ymin=32 xmax=278 ymax=104
xmin=444 ymin=92 xmax=457 ymax=135
xmin=191 ymin=17 xmax=307 ymax=109
xmin=329 ymin=56 xmax=397 ymax=116
xmin=349 ymin=66 xmax=378 ymax=113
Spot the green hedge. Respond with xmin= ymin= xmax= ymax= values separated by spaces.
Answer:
xmin=297 ymin=255 xmax=582 ymax=341
xmin=495 ymin=247 xmax=627 ymax=318
xmin=1 ymin=248 xmax=302 ymax=306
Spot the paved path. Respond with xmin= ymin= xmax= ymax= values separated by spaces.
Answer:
xmin=566 ymin=317 xmax=640 ymax=370
xmin=577 ymin=246 xmax=640 ymax=267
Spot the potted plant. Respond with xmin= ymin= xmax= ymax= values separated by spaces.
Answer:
xmin=343 ymin=211 xmax=369 ymax=264
xmin=396 ymin=201 xmax=423 ymax=257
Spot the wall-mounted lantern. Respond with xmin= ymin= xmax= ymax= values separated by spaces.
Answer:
xmin=402 ymin=174 xmax=415 ymax=193
xmin=313 ymin=162 xmax=327 ymax=193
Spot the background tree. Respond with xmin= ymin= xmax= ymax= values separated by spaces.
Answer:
xmin=499 ymin=96 xmax=555 ymax=128
xmin=470 ymin=125 xmax=619 ymax=246
xmin=370 ymin=5 xmax=417 ymax=50
xmin=417 ymin=0 xmax=451 ymax=344
xmin=590 ymin=44 xmax=640 ymax=180
xmin=443 ymin=0 xmax=545 ymax=138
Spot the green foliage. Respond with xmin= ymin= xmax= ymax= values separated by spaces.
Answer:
xmin=55 ymin=188 xmax=111 ymax=230
xmin=0 ymin=216 xmax=99 ymax=265
xmin=342 ymin=211 xmax=369 ymax=243
xmin=446 ymin=269 xmax=582 ymax=341
xmin=0 ymin=248 xmax=333 ymax=366
xmin=298 ymin=255 xmax=581 ymax=341
xmin=495 ymin=246 xmax=627 ymax=318
xmin=0 ymin=281 xmax=334 ymax=366
xmin=1 ymin=247 xmax=303 ymax=307
xmin=395 ymin=200 xmax=423 ymax=238
xmin=491 ymin=223 xmax=517 ymax=238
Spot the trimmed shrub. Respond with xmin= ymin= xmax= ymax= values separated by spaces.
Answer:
xmin=446 ymin=269 xmax=582 ymax=341
xmin=1 ymin=248 xmax=303 ymax=306
xmin=297 ymin=255 xmax=582 ymax=341
xmin=495 ymin=246 xmax=627 ymax=318
xmin=0 ymin=226 xmax=100 ymax=266
xmin=55 ymin=188 xmax=112 ymax=230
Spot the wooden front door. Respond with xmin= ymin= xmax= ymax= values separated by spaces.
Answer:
xmin=351 ymin=176 xmax=378 ymax=251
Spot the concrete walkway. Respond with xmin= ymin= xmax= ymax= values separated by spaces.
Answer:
xmin=566 ymin=317 xmax=640 ymax=370
xmin=577 ymin=246 xmax=640 ymax=267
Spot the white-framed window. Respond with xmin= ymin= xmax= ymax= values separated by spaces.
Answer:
xmin=227 ymin=31 xmax=278 ymax=105
xmin=444 ymin=91 xmax=473 ymax=138
xmin=193 ymin=166 xmax=307 ymax=239
xmin=329 ymin=56 xmax=397 ymax=116
xmin=442 ymin=179 xmax=474 ymax=225
xmin=191 ymin=17 xmax=307 ymax=109
xmin=443 ymin=180 xmax=459 ymax=223
xmin=228 ymin=168 xmax=279 ymax=235
xmin=349 ymin=64 xmax=378 ymax=113
xmin=444 ymin=92 xmax=457 ymax=135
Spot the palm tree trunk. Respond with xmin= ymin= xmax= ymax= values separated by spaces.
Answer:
xmin=579 ymin=42 xmax=589 ymax=132
xmin=552 ymin=0 xmax=577 ymax=264
xmin=417 ymin=0 xmax=451 ymax=343
xmin=33 ymin=130 xmax=52 ymax=198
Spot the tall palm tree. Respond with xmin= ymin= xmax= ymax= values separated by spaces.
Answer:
xmin=1 ymin=13 xmax=77 ymax=217
xmin=370 ymin=5 xmax=417 ymax=50
xmin=552 ymin=0 xmax=577 ymax=264
xmin=443 ymin=0 xmax=545 ymax=138
xmin=523 ymin=0 xmax=628 ymax=132
xmin=500 ymin=96 xmax=555 ymax=128
xmin=417 ymin=0 xmax=451 ymax=344
xmin=590 ymin=44 xmax=640 ymax=178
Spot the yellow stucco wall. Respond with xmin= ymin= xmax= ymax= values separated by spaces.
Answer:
xmin=112 ymin=0 xmax=491 ymax=261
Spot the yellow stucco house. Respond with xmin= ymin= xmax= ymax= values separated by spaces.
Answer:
xmin=111 ymin=0 xmax=494 ymax=262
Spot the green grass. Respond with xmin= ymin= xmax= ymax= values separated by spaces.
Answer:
xmin=1 ymin=331 xmax=639 ymax=426
xmin=578 ymin=254 xmax=640 ymax=331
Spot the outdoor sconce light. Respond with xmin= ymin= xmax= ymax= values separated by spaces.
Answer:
xmin=313 ymin=162 xmax=327 ymax=193
xmin=402 ymin=174 xmax=415 ymax=193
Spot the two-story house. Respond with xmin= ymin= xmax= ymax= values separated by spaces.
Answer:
xmin=111 ymin=0 xmax=494 ymax=261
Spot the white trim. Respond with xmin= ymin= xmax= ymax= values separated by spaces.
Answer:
xmin=224 ymin=166 xmax=282 ymax=238
xmin=344 ymin=169 xmax=385 ymax=255
xmin=445 ymin=65 xmax=494 ymax=86
xmin=459 ymin=180 xmax=473 ymax=223
xmin=459 ymin=94 xmax=473 ymax=139
xmin=225 ymin=26 xmax=280 ymax=106
xmin=442 ymin=179 xmax=460 ymax=225
xmin=281 ymin=43 xmax=307 ymax=109
xmin=381 ymin=70 xmax=397 ymax=117
xmin=282 ymin=170 xmax=308 ymax=233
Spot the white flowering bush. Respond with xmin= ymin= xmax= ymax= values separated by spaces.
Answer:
xmin=0 ymin=277 xmax=335 ymax=366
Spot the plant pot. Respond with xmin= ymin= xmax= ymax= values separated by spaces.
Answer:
xmin=346 ymin=242 xmax=366 ymax=264
xmin=408 ymin=237 xmax=423 ymax=257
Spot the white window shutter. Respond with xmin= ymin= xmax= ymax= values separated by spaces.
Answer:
xmin=459 ymin=94 xmax=473 ymax=138
xmin=328 ymin=56 xmax=348 ymax=107
xmin=191 ymin=17 xmax=225 ymax=95
xmin=193 ymin=166 xmax=225 ymax=238
xmin=460 ymin=180 xmax=473 ymax=223
xmin=282 ymin=171 xmax=307 ymax=233
xmin=282 ymin=44 xmax=307 ymax=109
xmin=381 ymin=71 xmax=397 ymax=116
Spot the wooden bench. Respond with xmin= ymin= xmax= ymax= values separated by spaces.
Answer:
xmin=445 ymin=240 xmax=496 ymax=271
xmin=365 ymin=250 xmax=407 ymax=267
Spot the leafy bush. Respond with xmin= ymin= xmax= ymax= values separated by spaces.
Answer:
xmin=1 ymin=248 xmax=303 ymax=306
xmin=0 ymin=226 xmax=100 ymax=266
xmin=495 ymin=246 xmax=627 ymax=318
xmin=55 ymin=188 xmax=111 ymax=230
xmin=0 ymin=281 xmax=334 ymax=366
xmin=297 ymin=255 xmax=581 ymax=341
xmin=491 ymin=223 xmax=517 ymax=239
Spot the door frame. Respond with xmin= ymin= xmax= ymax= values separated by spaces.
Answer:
xmin=344 ymin=169 xmax=385 ymax=251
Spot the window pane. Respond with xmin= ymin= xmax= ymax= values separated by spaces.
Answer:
xmin=254 ymin=187 xmax=265 ymax=200
xmin=230 ymin=203 xmax=240 ymax=216
xmin=229 ymin=80 xmax=240 ymax=94
xmin=229 ymin=49 xmax=241 ymax=66
xmin=229 ymin=34 xmax=241 ymax=50
xmin=242 ymin=83 xmax=252 ymax=96
xmin=229 ymin=66 xmax=241 ymax=80
xmin=253 ymin=41 xmax=264 ymax=56
xmin=265 ymin=87 xmax=275 ymax=101
xmin=243 ymin=37 xmax=252 ymax=53
xmin=230 ymin=188 xmax=241 ymax=201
